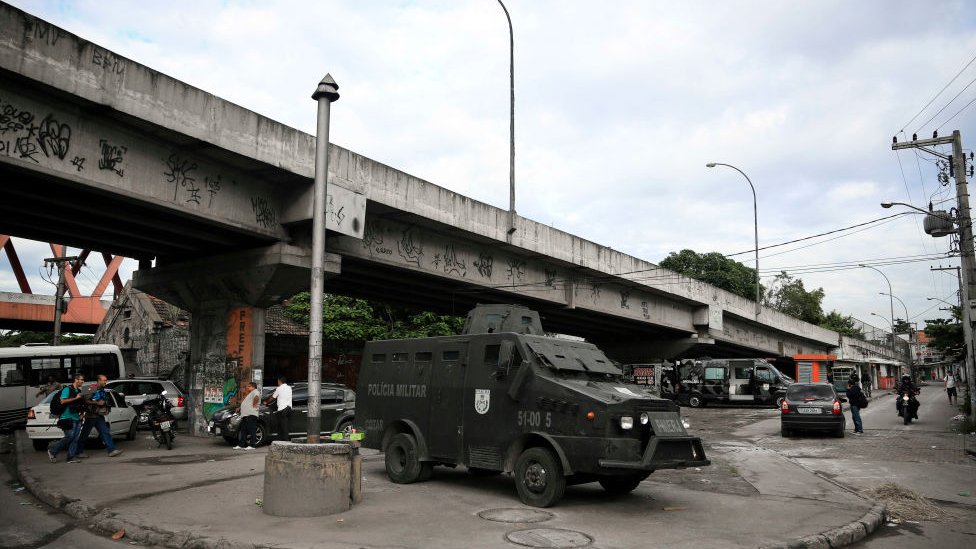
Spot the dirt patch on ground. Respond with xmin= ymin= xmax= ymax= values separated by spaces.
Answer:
xmin=647 ymin=449 xmax=759 ymax=497
xmin=863 ymin=482 xmax=958 ymax=522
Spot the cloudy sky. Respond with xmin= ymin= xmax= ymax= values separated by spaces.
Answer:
xmin=3 ymin=0 xmax=976 ymax=334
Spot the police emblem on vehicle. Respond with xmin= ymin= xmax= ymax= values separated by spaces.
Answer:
xmin=474 ymin=389 xmax=490 ymax=414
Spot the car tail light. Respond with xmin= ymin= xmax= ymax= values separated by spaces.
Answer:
xmin=781 ymin=400 xmax=789 ymax=414
xmin=27 ymin=409 xmax=35 ymax=420
xmin=832 ymin=400 xmax=841 ymax=415
xmin=177 ymin=395 xmax=185 ymax=407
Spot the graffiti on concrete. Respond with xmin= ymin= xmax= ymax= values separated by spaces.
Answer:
xmin=204 ymin=175 xmax=222 ymax=208
xmin=641 ymin=301 xmax=650 ymax=319
xmin=398 ymin=228 xmax=424 ymax=267
xmin=164 ymin=152 xmax=199 ymax=201
xmin=36 ymin=115 xmax=71 ymax=160
xmin=0 ymin=101 xmax=35 ymax=135
xmin=71 ymin=156 xmax=85 ymax=171
xmin=442 ymin=244 xmax=467 ymax=277
xmin=620 ymin=289 xmax=631 ymax=309
xmin=362 ymin=221 xmax=392 ymax=256
xmin=97 ymin=138 xmax=126 ymax=176
xmin=250 ymin=197 xmax=277 ymax=228
xmin=544 ymin=268 xmax=558 ymax=288
xmin=327 ymin=194 xmax=346 ymax=226
xmin=506 ymin=258 xmax=525 ymax=286
xmin=474 ymin=251 xmax=493 ymax=279
xmin=0 ymin=99 xmax=75 ymax=165
xmin=22 ymin=17 xmax=68 ymax=48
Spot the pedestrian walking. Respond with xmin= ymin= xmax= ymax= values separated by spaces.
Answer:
xmin=846 ymin=380 xmax=866 ymax=434
xmin=945 ymin=371 xmax=958 ymax=406
xmin=48 ymin=373 xmax=86 ymax=463
xmin=861 ymin=372 xmax=872 ymax=398
xmin=235 ymin=382 xmax=260 ymax=450
xmin=265 ymin=376 xmax=292 ymax=442
xmin=78 ymin=374 xmax=124 ymax=458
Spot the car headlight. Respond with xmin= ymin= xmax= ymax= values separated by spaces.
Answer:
xmin=681 ymin=418 xmax=691 ymax=429
xmin=639 ymin=412 xmax=650 ymax=425
xmin=620 ymin=416 xmax=634 ymax=430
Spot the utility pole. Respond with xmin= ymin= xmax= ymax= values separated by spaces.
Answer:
xmin=894 ymin=130 xmax=976 ymax=424
xmin=43 ymin=247 xmax=79 ymax=346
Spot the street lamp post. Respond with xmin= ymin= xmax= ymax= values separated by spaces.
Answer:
xmin=860 ymin=264 xmax=896 ymax=354
xmin=706 ymin=162 xmax=760 ymax=316
xmin=881 ymin=291 xmax=915 ymax=381
xmin=497 ymin=0 xmax=516 ymax=240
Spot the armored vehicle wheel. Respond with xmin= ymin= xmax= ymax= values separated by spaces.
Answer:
xmin=385 ymin=433 xmax=432 ymax=484
xmin=598 ymin=472 xmax=649 ymax=495
xmin=687 ymin=393 xmax=705 ymax=408
xmin=514 ymin=447 xmax=566 ymax=508
xmin=468 ymin=466 xmax=502 ymax=477
xmin=126 ymin=418 xmax=138 ymax=441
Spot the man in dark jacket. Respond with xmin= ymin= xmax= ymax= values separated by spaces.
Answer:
xmin=846 ymin=380 xmax=866 ymax=434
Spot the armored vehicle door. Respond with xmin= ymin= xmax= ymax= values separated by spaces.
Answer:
xmin=461 ymin=336 xmax=521 ymax=471
xmin=426 ymin=341 xmax=468 ymax=461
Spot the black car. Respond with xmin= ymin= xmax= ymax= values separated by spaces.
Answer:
xmin=208 ymin=383 xmax=355 ymax=446
xmin=780 ymin=382 xmax=846 ymax=437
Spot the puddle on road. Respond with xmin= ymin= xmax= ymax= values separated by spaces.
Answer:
xmin=128 ymin=454 xmax=234 ymax=466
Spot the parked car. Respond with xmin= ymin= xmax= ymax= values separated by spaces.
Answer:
xmin=105 ymin=378 xmax=187 ymax=424
xmin=26 ymin=389 xmax=138 ymax=451
xmin=208 ymin=383 xmax=355 ymax=446
xmin=780 ymin=382 xmax=846 ymax=438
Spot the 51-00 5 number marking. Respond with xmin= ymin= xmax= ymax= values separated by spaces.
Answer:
xmin=517 ymin=410 xmax=551 ymax=428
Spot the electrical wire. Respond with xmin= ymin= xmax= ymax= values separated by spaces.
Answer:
xmin=937 ymin=92 xmax=976 ymax=131
xmin=915 ymin=74 xmax=976 ymax=132
xmin=899 ymin=50 xmax=976 ymax=134
xmin=724 ymin=213 xmax=911 ymax=258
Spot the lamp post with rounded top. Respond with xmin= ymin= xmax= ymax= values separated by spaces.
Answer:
xmin=860 ymin=264 xmax=896 ymax=354
xmin=706 ymin=162 xmax=760 ymax=316
xmin=881 ymin=292 xmax=916 ymax=380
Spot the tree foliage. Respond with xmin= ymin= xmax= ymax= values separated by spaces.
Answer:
xmin=763 ymin=271 xmax=825 ymax=324
xmin=284 ymin=293 xmax=464 ymax=342
xmin=0 ymin=330 xmax=94 ymax=347
xmin=819 ymin=310 xmax=863 ymax=338
xmin=660 ymin=249 xmax=761 ymax=302
xmin=924 ymin=304 xmax=964 ymax=359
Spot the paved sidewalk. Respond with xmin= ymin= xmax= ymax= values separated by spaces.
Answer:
xmin=13 ymin=430 xmax=883 ymax=549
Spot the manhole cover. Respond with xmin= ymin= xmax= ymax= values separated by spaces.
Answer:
xmin=506 ymin=528 xmax=593 ymax=548
xmin=478 ymin=508 xmax=554 ymax=523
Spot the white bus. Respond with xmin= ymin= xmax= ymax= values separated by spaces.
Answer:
xmin=0 ymin=344 xmax=127 ymax=425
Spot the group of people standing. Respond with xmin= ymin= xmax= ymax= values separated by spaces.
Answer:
xmin=47 ymin=373 xmax=124 ymax=463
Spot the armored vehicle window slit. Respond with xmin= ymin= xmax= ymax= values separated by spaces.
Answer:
xmin=371 ymin=353 xmax=386 ymax=363
xmin=442 ymin=350 xmax=460 ymax=361
xmin=392 ymin=353 xmax=408 ymax=363
xmin=484 ymin=345 xmax=500 ymax=368
xmin=415 ymin=352 xmax=432 ymax=362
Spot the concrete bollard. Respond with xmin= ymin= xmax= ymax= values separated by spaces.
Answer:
xmin=263 ymin=442 xmax=352 ymax=516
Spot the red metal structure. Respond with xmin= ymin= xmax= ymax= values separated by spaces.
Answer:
xmin=0 ymin=235 xmax=123 ymax=333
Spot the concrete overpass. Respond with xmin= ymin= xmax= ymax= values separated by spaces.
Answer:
xmin=0 ymin=3 xmax=887 ymax=431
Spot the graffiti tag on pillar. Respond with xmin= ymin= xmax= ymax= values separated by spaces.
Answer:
xmin=0 ymin=101 xmax=34 ymax=135
xmin=71 ymin=156 xmax=85 ymax=171
xmin=474 ymin=251 xmax=494 ymax=279
xmin=362 ymin=221 xmax=392 ymax=256
xmin=250 ymin=197 xmax=277 ymax=228
xmin=204 ymin=175 xmax=223 ymax=208
xmin=506 ymin=258 xmax=525 ymax=286
xmin=37 ymin=115 xmax=71 ymax=160
xmin=620 ymin=289 xmax=631 ymax=309
xmin=398 ymin=228 xmax=424 ymax=267
xmin=13 ymin=135 xmax=39 ymax=162
xmin=443 ymin=244 xmax=466 ymax=277
xmin=641 ymin=301 xmax=650 ymax=319
xmin=326 ymin=194 xmax=346 ymax=226
xmin=97 ymin=139 xmax=126 ymax=176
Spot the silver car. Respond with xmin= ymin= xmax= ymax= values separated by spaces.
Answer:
xmin=105 ymin=379 xmax=187 ymax=422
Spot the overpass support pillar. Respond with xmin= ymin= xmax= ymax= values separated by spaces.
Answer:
xmin=133 ymin=244 xmax=341 ymax=436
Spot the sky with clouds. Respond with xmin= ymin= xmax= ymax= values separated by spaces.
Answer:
xmin=3 ymin=0 xmax=976 ymax=335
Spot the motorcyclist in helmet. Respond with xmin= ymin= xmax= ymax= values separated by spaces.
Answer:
xmin=895 ymin=374 xmax=919 ymax=419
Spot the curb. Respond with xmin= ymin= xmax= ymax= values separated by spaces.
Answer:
xmin=774 ymin=503 xmax=887 ymax=549
xmin=12 ymin=430 xmax=266 ymax=549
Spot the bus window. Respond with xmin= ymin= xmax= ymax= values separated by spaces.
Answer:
xmin=1 ymin=362 xmax=25 ymax=387
xmin=72 ymin=354 xmax=120 ymax=380
xmin=29 ymin=357 xmax=64 ymax=385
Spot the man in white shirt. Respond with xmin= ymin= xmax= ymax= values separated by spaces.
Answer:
xmin=265 ymin=376 xmax=292 ymax=442
xmin=945 ymin=371 xmax=958 ymax=406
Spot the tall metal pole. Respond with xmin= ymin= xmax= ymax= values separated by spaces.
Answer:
xmin=860 ymin=264 xmax=896 ymax=356
xmin=882 ymin=292 xmax=915 ymax=381
xmin=949 ymin=130 xmax=976 ymax=423
xmin=308 ymin=74 xmax=339 ymax=443
xmin=498 ymin=0 xmax=516 ymax=240
xmin=44 ymin=246 xmax=78 ymax=346
xmin=706 ymin=163 xmax=760 ymax=316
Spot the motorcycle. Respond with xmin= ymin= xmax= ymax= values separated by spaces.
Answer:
xmin=141 ymin=391 xmax=176 ymax=449
xmin=896 ymin=390 xmax=920 ymax=425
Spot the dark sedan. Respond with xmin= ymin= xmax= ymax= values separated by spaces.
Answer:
xmin=208 ymin=383 xmax=355 ymax=446
xmin=780 ymin=382 xmax=846 ymax=437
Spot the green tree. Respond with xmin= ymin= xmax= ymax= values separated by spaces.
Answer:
xmin=763 ymin=271 xmax=824 ymax=324
xmin=924 ymin=308 xmax=964 ymax=359
xmin=659 ymin=249 xmax=762 ymax=302
xmin=284 ymin=293 xmax=464 ymax=342
xmin=819 ymin=310 xmax=863 ymax=338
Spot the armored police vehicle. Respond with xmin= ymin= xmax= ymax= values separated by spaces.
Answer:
xmin=675 ymin=358 xmax=793 ymax=408
xmin=356 ymin=304 xmax=710 ymax=507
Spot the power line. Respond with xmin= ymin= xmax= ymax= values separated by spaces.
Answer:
xmin=899 ymin=50 xmax=976 ymax=133
xmin=916 ymin=73 xmax=976 ymax=131
xmin=725 ymin=212 xmax=910 ymax=258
